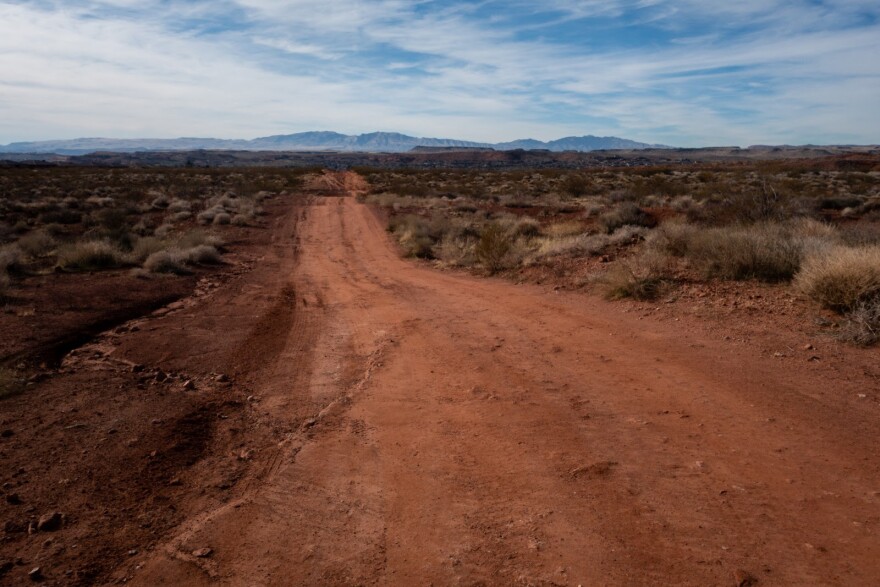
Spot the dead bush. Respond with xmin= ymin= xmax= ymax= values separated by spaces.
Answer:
xmin=795 ymin=245 xmax=880 ymax=311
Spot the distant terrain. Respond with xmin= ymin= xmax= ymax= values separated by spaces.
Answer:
xmin=0 ymin=131 xmax=668 ymax=155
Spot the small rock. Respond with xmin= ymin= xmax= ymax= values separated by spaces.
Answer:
xmin=28 ymin=567 xmax=43 ymax=581
xmin=192 ymin=547 xmax=213 ymax=558
xmin=130 ymin=364 xmax=144 ymax=373
xmin=36 ymin=512 xmax=63 ymax=532
xmin=6 ymin=493 xmax=22 ymax=505
xmin=803 ymin=344 xmax=814 ymax=350
xmin=1 ymin=429 xmax=13 ymax=438
xmin=182 ymin=380 xmax=196 ymax=390
xmin=154 ymin=371 xmax=167 ymax=383
xmin=733 ymin=569 xmax=757 ymax=586
xmin=128 ymin=549 xmax=138 ymax=556
xmin=237 ymin=449 xmax=254 ymax=461
xmin=214 ymin=374 xmax=229 ymax=383
xmin=168 ymin=477 xmax=182 ymax=486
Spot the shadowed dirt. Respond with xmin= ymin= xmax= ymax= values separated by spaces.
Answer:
xmin=99 ymin=172 xmax=880 ymax=586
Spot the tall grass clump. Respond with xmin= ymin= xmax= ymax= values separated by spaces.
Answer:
xmin=602 ymin=251 xmax=669 ymax=301
xmin=794 ymin=245 xmax=880 ymax=312
xmin=57 ymin=240 xmax=124 ymax=271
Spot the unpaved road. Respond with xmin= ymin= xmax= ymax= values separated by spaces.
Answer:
xmin=124 ymin=180 xmax=879 ymax=586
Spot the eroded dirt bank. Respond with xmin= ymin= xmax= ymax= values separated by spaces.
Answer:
xmin=121 ymin=182 xmax=878 ymax=586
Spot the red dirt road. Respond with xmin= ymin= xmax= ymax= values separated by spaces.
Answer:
xmin=125 ymin=188 xmax=879 ymax=586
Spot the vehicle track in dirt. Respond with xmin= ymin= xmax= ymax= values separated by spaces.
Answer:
xmin=124 ymin=174 xmax=879 ymax=586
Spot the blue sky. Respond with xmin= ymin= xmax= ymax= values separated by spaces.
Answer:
xmin=1 ymin=0 xmax=878 ymax=146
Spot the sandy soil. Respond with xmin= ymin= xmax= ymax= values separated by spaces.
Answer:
xmin=3 ymin=173 xmax=879 ymax=585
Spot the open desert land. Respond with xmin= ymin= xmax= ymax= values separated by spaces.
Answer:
xmin=1 ymin=157 xmax=880 ymax=586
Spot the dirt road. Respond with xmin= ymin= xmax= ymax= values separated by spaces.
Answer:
xmin=125 ymin=183 xmax=879 ymax=586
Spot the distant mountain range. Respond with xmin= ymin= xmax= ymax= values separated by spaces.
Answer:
xmin=0 ymin=131 xmax=669 ymax=155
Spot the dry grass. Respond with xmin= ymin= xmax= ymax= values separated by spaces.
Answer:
xmin=475 ymin=223 xmax=512 ymax=274
xmin=57 ymin=240 xmax=125 ymax=271
xmin=795 ymin=245 xmax=880 ymax=311
xmin=602 ymin=251 xmax=669 ymax=300
xmin=839 ymin=299 xmax=880 ymax=346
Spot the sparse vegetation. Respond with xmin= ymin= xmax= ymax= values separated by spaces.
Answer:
xmin=363 ymin=160 xmax=880 ymax=345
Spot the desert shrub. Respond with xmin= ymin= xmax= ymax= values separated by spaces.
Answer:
xmin=196 ymin=210 xmax=216 ymax=225
xmin=543 ymin=220 xmax=586 ymax=238
xmin=213 ymin=213 xmax=231 ymax=226
xmin=562 ymin=174 xmax=589 ymax=197
xmin=0 ymin=272 xmax=9 ymax=299
xmin=510 ymin=217 xmax=540 ymax=237
xmin=167 ymin=199 xmax=192 ymax=213
xmin=389 ymin=215 xmax=449 ymax=259
xmin=16 ymin=229 xmax=56 ymax=257
xmin=839 ymin=299 xmax=880 ymax=346
xmin=649 ymin=220 xmax=699 ymax=257
xmin=173 ymin=211 xmax=193 ymax=222
xmin=129 ymin=236 xmax=167 ymax=264
xmin=177 ymin=229 xmax=223 ymax=250
xmin=684 ymin=223 xmax=804 ymax=282
xmin=143 ymin=250 xmax=189 ymax=274
xmin=598 ymin=203 xmax=656 ymax=234
xmin=602 ymin=251 xmax=669 ymax=300
xmin=475 ymin=223 xmax=512 ymax=274
xmin=232 ymin=214 xmax=249 ymax=226
xmin=794 ymin=245 xmax=880 ymax=311
xmin=57 ymin=240 xmax=124 ymax=271
xmin=185 ymin=245 xmax=222 ymax=265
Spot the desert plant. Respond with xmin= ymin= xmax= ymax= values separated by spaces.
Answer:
xmin=143 ymin=250 xmax=189 ymax=274
xmin=57 ymin=240 xmax=124 ymax=271
xmin=795 ymin=245 xmax=880 ymax=311
xmin=475 ymin=223 xmax=512 ymax=274
xmin=839 ymin=299 xmax=880 ymax=346
xmin=185 ymin=245 xmax=222 ymax=265
xmin=213 ymin=213 xmax=231 ymax=226
xmin=602 ymin=251 xmax=669 ymax=300
xmin=685 ymin=223 xmax=806 ymax=282
xmin=17 ymin=229 xmax=56 ymax=258
xmin=598 ymin=203 xmax=656 ymax=234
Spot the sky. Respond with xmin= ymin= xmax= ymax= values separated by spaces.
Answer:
xmin=0 ymin=0 xmax=878 ymax=147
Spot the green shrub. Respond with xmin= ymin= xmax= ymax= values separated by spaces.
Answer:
xmin=795 ymin=245 xmax=880 ymax=311
xmin=57 ymin=240 xmax=124 ymax=271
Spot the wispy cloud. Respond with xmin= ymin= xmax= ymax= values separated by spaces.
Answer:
xmin=1 ymin=0 xmax=878 ymax=145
